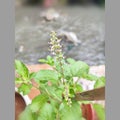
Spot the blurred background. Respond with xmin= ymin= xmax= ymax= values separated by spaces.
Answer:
xmin=15 ymin=0 xmax=105 ymax=66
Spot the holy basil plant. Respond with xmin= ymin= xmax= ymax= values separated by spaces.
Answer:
xmin=15 ymin=31 xmax=105 ymax=120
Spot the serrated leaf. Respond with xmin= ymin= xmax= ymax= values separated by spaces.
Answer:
xmin=45 ymin=85 xmax=63 ymax=101
xmin=60 ymin=102 xmax=82 ymax=120
xmin=38 ymin=103 xmax=56 ymax=120
xmin=18 ymin=83 xmax=32 ymax=95
xmin=39 ymin=56 xmax=54 ymax=66
xmin=94 ymin=77 xmax=105 ymax=88
xmin=19 ymin=105 xmax=37 ymax=120
xmin=70 ymin=61 xmax=89 ymax=77
xmin=15 ymin=60 xmax=29 ymax=80
xmin=46 ymin=56 xmax=54 ymax=66
xmin=34 ymin=70 xmax=59 ymax=84
xmin=93 ymin=104 xmax=105 ymax=120
xmin=15 ymin=77 xmax=23 ymax=84
xmin=29 ymin=72 xmax=37 ymax=79
xmin=66 ymin=58 xmax=76 ymax=64
xmin=82 ymin=73 xmax=99 ymax=81
xmin=63 ymin=64 xmax=72 ymax=79
xmin=30 ymin=94 xmax=48 ymax=112
xmin=47 ymin=55 xmax=53 ymax=61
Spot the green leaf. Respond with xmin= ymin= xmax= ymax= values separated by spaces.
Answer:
xmin=30 ymin=94 xmax=48 ymax=112
xmin=94 ymin=77 xmax=105 ymax=88
xmin=69 ymin=88 xmax=75 ymax=97
xmin=62 ymin=61 xmax=89 ymax=80
xmin=29 ymin=72 xmax=37 ymax=79
xmin=93 ymin=104 xmax=105 ymax=120
xmin=39 ymin=56 xmax=54 ymax=66
xmin=18 ymin=83 xmax=32 ymax=95
xmin=82 ymin=73 xmax=99 ymax=81
xmin=63 ymin=64 xmax=72 ymax=79
xmin=37 ymin=103 xmax=56 ymax=120
xmin=45 ymin=85 xmax=63 ymax=101
xmin=34 ymin=70 xmax=59 ymax=84
xmin=38 ymin=59 xmax=47 ymax=63
xmin=19 ymin=105 xmax=37 ymax=120
xmin=60 ymin=102 xmax=83 ymax=120
xmin=99 ymin=76 xmax=106 ymax=83
xmin=47 ymin=56 xmax=54 ymax=63
xmin=66 ymin=58 xmax=76 ymax=64
xmin=15 ymin=60 xmax=29 ymax=80
xmin=70 ymin=61 xmax=89 ymax=77
xmin=49 ymin=98 xmax=60 ymax=112
xmin=75 ymin=84 xmax=84 ymax=93
xmin=15 ymin=77 xmax=23 ymax=84
xmin=54 ymin=59 xmax=65 ymax=74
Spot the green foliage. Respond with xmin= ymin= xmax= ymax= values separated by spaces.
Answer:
xmin=59 ymin=102 xmax=83 ymax=120
xmin=34 ymin=70 xmax=59 ymax=84
xmin=69 ymin=61 xmax=89 ymax=77
xmin=15 ymin=32 xmax=105 ymax=120
xmin=30 ymin=94 xmax=49 ymax=112
xmin=93 ymin=104 xmax=105 ymax=120
xmin=39 ymin=56 xmax=54 ymax=66
xmin=75 ymin=84 xmax=84 ymax=93
xmin=15 ymin=60 xmax=34 ymax=95
xmin=66 ymin=58 xmax=76 ymax=64
xmin=43 ymin=85 xmax=63 ymax=101
xmin=18 ymin=83 xmax=32 ymax=95
xmin=19 ymin=105 xmax=37 ymax=120
xmin=83 ymin=73 xmax=100 ymax=81
xmin=37 ymin=103 xmax=56 ymax=120
xmin=15 ymin=60 xmax=29 ymax=80
xmin=94 ymin=76 xmax=106 ymax=88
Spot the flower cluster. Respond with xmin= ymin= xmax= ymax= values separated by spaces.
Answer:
xmin=49 ymin=31 xmax=64 ymax=61
xmin=49 ymin=31 xmax=72 ymax=106
xmin=64 ymin=85 xmax=72 ymax=107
